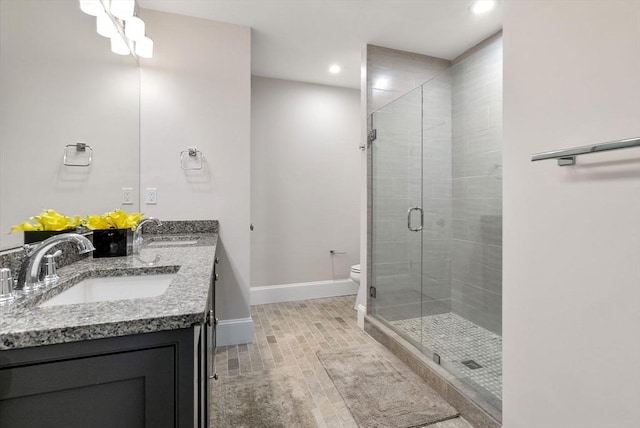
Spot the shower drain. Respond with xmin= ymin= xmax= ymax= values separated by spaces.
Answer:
xmin=461 ymin=360 xmax=483 ymax=370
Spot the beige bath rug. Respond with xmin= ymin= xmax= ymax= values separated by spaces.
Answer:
xmin=317 ymin=345 xmax=459 ymax=428
xmin=210 ymin=367 xmax=317 ymax=428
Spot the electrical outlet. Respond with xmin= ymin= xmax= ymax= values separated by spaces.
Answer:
xmin=145 ymin=188 xmax=157 ymax=205
xmin=122 ymin=187 xmax=133 ymax=205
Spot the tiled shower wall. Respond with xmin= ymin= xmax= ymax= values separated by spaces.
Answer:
xmin=421 ymin=71 xmax=453 ymax=315
xmin=368 ymin=45 xmax=450 ymax=320
xmin=450 ymin=34 xmax=503 ymax=335
xmin=372 ymin=88 xmax=423 ymax=319
xmin=368 ymin=35 xmax=502 ymax=334
xmin=367 ymin=45 xmax=450 ymax=115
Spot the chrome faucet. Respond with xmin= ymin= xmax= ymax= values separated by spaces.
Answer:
xmin=17 ymin=233 xmax=95 ymax=293
xmin=133 ymin=217 xmax=162 ymax=265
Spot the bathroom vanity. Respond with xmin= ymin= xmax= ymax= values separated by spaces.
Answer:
xmin=0 ymin=226 xmax=218 ymax=428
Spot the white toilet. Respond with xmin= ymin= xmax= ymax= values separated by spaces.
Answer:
xmin=350 ymin=264 xmax=365 ymax=310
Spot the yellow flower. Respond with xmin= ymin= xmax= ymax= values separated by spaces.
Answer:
xmin=10 ymin=209 xmax=142 ymax=232
xmin=126 ymin=212 xmax=143 ymax=229
xmin=85 ymin=214 xmax=110 ymax=230
xmin=10 ymin=221 xmax=41 ymax=232
xmin=10 ymin=209 xmax=80 ymax=232
xmin=68 ymin=215 xmax=82 ymax=228
xmin=84 ymin=210 xmax=143 ymax=230
xmin=108 ymin=209 xmax=128 ymax=228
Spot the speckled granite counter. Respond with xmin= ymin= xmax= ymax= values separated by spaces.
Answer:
xmin=0 ymin=232 xmax=217 ymax=350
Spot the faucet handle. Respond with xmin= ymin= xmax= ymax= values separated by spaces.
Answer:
xmin=42 ymin=250 xmax=62 ymax=286
xmin=0 ymin=268 xmax=16 ymax=305
xmin=50 ymin=250 xmax=63 ymax=259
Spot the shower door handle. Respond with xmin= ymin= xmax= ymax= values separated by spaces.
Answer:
xmin=407 ymin=207 xmax=424 ymax=232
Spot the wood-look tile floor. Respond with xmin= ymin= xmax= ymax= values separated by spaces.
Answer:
xmin=212 ymin=296 xmax=473 ymax=428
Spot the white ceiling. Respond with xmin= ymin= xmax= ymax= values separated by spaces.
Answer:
xmin=137 ymin=0 xmax=503 ymax=89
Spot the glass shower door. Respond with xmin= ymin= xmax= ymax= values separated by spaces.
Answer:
xmin=370 ymin=86 xmax=424 ymax=347
xmin=422 ymin=58 xmax=503 ymax=412
xmin=369 ymin=37 xmax=503 ymax=417
xmin=419 ymin=69 xmax=455 ymax=356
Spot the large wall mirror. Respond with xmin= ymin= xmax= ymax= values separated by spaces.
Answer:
xmin=0 ymin=0 xmax=140 ymax=250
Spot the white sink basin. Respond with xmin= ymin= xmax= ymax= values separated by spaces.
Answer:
xmin=40 ymin=274 xmax=176 ymax=307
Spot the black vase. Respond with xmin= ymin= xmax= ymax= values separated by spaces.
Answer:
xmin=24 ymin=229 xmax=76 ymax=245
xmin=92 ymin=229 xmax=133 ymax=258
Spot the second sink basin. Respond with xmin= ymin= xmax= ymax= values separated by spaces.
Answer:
xmin=147 ymin=235 xmax=199 ymax=246
xmin=40 ymin=274 xmax=176 ymax=307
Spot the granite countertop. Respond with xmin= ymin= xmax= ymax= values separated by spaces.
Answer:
xmin=0 ymin=232 xmax=218 ymax=350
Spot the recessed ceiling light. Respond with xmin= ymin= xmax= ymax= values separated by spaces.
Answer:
xmin=329 ymin=64 xmax=341 ymax=74
xmin=471 ymin=0 xmax=495 ymax=14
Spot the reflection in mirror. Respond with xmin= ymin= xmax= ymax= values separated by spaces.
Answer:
xmin=0 ymin=0 xmax=140 ymax=250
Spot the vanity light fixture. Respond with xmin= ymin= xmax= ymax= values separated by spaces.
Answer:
xmin=96 ymin=11 xmax=117 ymax=38
xmin=111 ymin=35 xmax=130 ymax=55
xmin=79 ymin=0 xmax=102 ymax=16
xmin=471 ymin=0 xmax=496 ymax=14
xmin=329 ymin=64 xmax=341 ymax=74
xmin=79 ymin=0 xmax=154 ymax=59
xmin=135 ymin=36 xmax=154 ymax=59
xmin=110 ymin=0 xmax=135 ymax=20
xmin=125 ymin=16 xmax=145 ymax=41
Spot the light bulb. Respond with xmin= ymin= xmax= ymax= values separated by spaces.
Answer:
xmin=79 ymin=0 xmax=103 ymax=16
xmin=96 ymin=11 xmax=117 ymax=38
xmin=111 ymin=36 xmax=130 ymax=55
xmin=135 ymin=36 xmax=153 ymax=59
xmin=125 ymin=17 xmax=145 ymax=41
xmin=110 ymin=0 xmax=135 ymax=20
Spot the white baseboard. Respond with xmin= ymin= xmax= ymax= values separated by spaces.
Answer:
xmin=216 ymin=317 xmax=253 ymax=346
xmin=251 ymin=279 xmax=358 ymax=305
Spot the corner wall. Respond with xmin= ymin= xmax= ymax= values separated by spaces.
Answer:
xmin=503 ymin=1 xmax=640 ymax=426
xmin=139 ymin=9 xmax=251 ymax=341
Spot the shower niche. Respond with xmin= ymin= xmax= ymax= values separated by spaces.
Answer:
xmin=368 ymin=35 xmax=503 ymax=421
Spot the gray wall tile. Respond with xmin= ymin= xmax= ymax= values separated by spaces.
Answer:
xmin=450 ymin=35 xmax=503 ymax=333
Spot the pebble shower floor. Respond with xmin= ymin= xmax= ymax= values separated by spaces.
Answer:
xmin=391 ymin=313 xmax=502 ymax=402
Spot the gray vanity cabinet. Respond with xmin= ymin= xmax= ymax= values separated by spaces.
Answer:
xmin=0 ymin=328 xmax=201 ymax=428
xmin=0 ymin=257 xmax=219 ymax=428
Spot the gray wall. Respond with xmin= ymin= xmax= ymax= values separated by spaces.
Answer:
xmin=451 ymin=35 xmax=503 ymax=335
xmin=503 ymin=1 xmax=639 ymax=424
xmin=251 ymin=76 xmax=361 ymax=287
xmin=139 ymin=9 xmax=252 ymax=334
